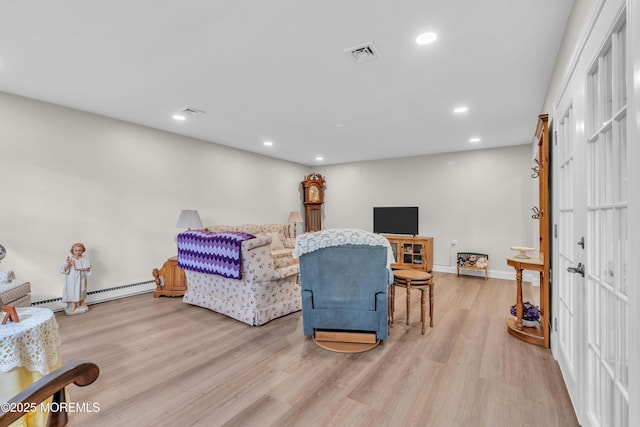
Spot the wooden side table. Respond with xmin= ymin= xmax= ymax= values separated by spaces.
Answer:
xmin=505 ymin=255 xmax=547 ymax=347
xmin=0 ymin=307 xmax=62 ymax=426
xmin=152 ymin=256 xmax=187 ymax=297
xmin=389 ymin=269 xmax=434 ymax=335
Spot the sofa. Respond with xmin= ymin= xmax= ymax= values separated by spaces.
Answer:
xmin=181 ymin=224 xmax=300 ymax=325
xmin=0 ymin=270 xmax=31 ymax=307
xmin=204 ymin=224 xmax=295 ymax=268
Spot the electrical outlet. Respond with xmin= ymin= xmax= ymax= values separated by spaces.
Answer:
xmin=452 ymin=240 xmax=457 ymax=246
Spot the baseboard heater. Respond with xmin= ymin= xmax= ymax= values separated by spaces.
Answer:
xmin=32 ymin=280 xmax=156 ymax=311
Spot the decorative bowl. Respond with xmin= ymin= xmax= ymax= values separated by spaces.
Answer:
xmin=510 ymin=246 xmax=535 ymax=259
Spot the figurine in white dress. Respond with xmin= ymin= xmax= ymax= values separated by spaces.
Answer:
xmin=60 ymin=242 xmax=91 ymax=315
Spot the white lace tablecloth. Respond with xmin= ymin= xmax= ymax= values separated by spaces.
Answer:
xmin=293 ymin=228 xmax=395 ymax=267
xmin=0 ymin=307 xmax=61 ymax=375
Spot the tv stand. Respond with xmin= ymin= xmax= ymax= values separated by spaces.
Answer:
xmin=384 ymin=235 xmax=433 ymax=272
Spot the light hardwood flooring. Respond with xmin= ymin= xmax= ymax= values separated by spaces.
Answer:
xmin=54 ymin=272 xmax=579 ymax=427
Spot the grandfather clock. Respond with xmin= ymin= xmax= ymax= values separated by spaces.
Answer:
xmin=301 ymin=173 xmax=325 ymax=232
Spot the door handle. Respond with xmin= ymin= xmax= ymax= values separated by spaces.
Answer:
xmin=567 ymin=262 xmax=585 ymax=278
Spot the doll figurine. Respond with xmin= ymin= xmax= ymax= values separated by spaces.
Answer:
xmin=60 ymin=242 xmax=91 ymax=315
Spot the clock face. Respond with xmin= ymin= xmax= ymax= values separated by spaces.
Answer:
xmin=0 ymin=244 xmax=6 ymax=261
xmin=309 ymin=185 xmax=320 ymax=202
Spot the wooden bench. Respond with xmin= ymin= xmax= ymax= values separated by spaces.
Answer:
xmin=456 ymin=252 xmax=489 ymax=280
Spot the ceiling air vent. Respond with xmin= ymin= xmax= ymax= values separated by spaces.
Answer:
xmin=345 ymin=42 xmax=381 ymax=64
xmin=180 ymin=107 xmax=205 ymax=116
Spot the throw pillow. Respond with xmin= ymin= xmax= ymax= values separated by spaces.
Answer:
xmin=266 ymin=232 xmax=284 ymax=250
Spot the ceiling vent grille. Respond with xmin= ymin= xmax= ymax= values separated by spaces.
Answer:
xmin=180 ymin=107 xmax=205 ymax=116
xmin=345 ymin=42 xmax=381 ymax=64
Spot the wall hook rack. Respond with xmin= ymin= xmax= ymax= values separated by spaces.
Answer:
xmin=531 ymin=159 xmax=543 ymax=178
xmin=531 ymin=207 xmax=543 ymax=220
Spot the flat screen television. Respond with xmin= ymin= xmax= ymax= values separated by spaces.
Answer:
xmin=373 ymin=206 xmax=419 ymax=235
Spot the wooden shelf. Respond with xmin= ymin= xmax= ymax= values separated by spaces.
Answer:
xmin=506 ymin=318 xmax=545 ymax=345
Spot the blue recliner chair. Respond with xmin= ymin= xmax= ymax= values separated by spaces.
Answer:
xmin=293 ymin=229 xmax=394 ymax=343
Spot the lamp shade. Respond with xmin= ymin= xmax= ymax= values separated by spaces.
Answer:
xmin=288 ymin=211 xmax=303 ymax=223
xmin=176 ymin=209 xmax=203 ymax=229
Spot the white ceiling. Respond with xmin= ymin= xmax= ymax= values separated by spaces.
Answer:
xmin=0 ymin=1 xmax=574 ymax=166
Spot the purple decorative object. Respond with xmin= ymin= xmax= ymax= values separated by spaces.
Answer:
xmin=510 ymin=301 xmax=541 ymax=321
xmin=177 ymin=230 xmax=255 ymax=279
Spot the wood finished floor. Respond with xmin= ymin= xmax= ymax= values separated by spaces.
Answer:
xmin=55 ymin=272 xmax=579 ymax=427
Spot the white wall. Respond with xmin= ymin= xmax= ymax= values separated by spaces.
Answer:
xmin=0 ymin=92 xmax=308 ymax=301
xmin=1 ymin=90 xmax=537 ymax=301
xmin=542 ymin=0 xmax=593 ymax=114
xmin=315 ymin=145 xmax=534 ymax=276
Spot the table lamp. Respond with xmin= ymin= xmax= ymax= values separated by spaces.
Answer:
xmin=288 ymin=211 xmax=303 ymax=237
xmin=176 ymin=209 xmax=203 ymax=230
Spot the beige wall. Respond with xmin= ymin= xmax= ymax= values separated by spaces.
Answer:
xmin=315 ymin=145 xmax=534 ymax=275
xmin=0 ymin=92 xmax=308 ymax=301
xmin=1 ymin=90 xmax=535 ymax=301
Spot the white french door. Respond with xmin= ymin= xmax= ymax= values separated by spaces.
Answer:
xmin=583 ymin=17 xmax=629 ymax=425
xmin=553 ymin=6 xmax=629 ymax=426
xmin=555 ymin=102 xmax=584 ymax=417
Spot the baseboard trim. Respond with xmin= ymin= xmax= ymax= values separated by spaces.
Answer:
xmin=30 ymin=265 xmax=540 ymax=313
xmin=432 ymin=265 xmax=540 ymax=285
xmin=32 ymin=280 xmax=156 ymax=311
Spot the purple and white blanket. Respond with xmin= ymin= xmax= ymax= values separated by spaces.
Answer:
xmin=177 ymin=230 xmax=255 ymax=279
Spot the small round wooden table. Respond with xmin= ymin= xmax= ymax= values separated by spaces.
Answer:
xmin=390 ymin=269 xmax=434 ymax=335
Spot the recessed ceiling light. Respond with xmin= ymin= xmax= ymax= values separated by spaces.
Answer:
xmin=172 ymin=114 xmax=186 ymax=121
xmin=469 ymin=137 xmax=481 ymax=143
xmin=453 ymin=106 xmax=469 ymax=113
xmin=335 ymin=123 xmax=345 ymax=128
xmin=263 ymin=141 xmax=273 ymax=146
xmin=416 ymin=32 xmax=437 ymax=45
xmin=315 ymin=156 xmax=324 ymax=161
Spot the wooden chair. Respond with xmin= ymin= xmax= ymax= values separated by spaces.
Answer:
xmin=0 ymin=360 xmax=99 ymax=427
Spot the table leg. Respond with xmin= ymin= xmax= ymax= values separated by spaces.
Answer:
xmin=515 ymin=268 xmax=523 ymax=330
xmin=429 ymin=283 xmax=434 ymax=327
xmin=406 ymin=280 xmax=411 ymax=326
xmin=421 ymin=288 xmax=427 ymax=335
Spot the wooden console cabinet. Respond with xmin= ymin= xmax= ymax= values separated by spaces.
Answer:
xmin=152 ymin=256 xmax=187 ymax=297
xmin=384 ymin=235 xmax=433 ymax=272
